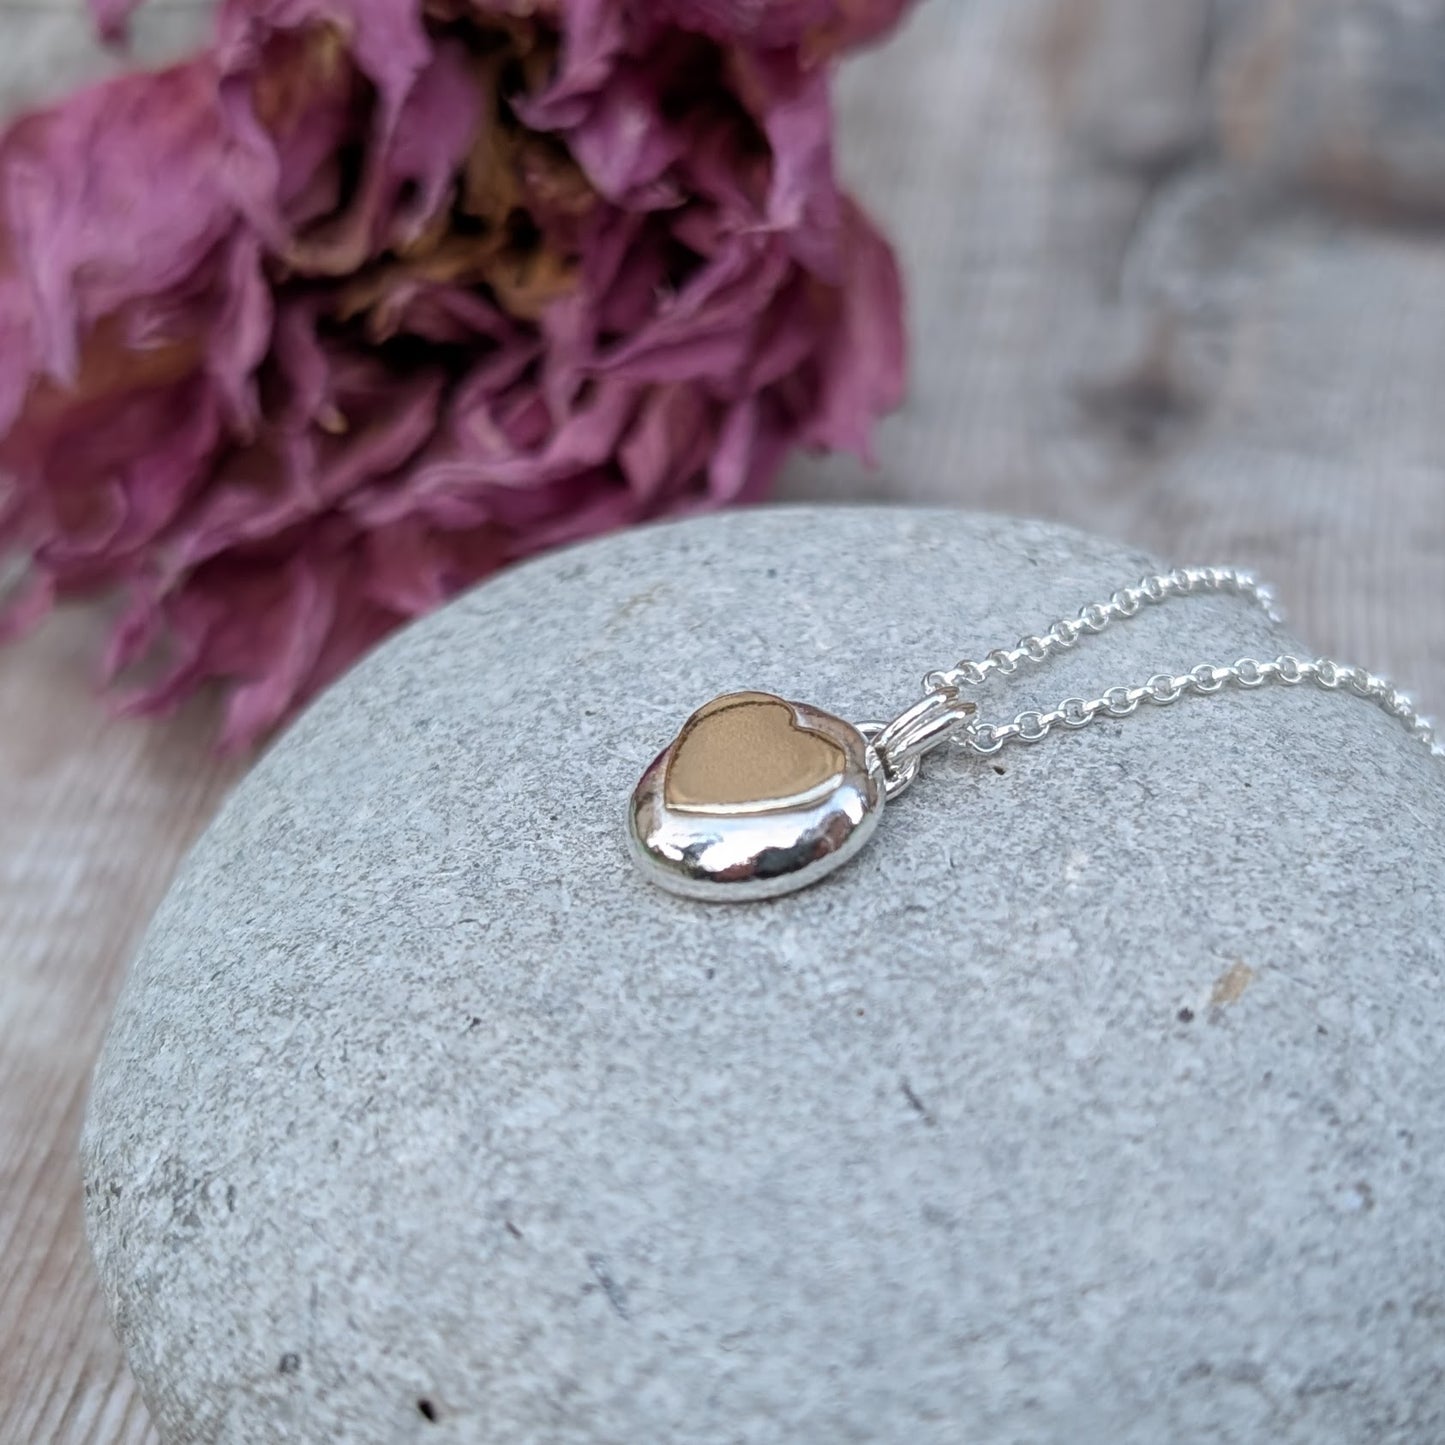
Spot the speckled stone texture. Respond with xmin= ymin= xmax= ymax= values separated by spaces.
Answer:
xmin=83 ymin=508 xmax=1445 ymax=1445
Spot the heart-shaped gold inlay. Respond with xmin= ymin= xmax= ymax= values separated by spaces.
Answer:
xmin=664 ymin=692 xmax=847 ymax=813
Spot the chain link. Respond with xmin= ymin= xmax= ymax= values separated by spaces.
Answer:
xmin=924 ymin=565 xmax=1282 ymax=692
xmin=961 ymin=657 xmax=1441 ymax=758
xmin=868 ymin=566 xmax=1443 ymax=788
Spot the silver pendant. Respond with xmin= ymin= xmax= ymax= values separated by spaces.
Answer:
xmin=627 ymin=567 xmax=1445 ymax=903
xmin=628 ymin=692 xmax=886 ymax=901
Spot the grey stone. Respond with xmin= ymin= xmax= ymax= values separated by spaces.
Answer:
xmin=83 ymin=507 xmax=1445 ymax=1445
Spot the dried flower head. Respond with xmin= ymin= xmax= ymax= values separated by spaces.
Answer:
xmin=0 ymin=0 xmax=911 ymax=746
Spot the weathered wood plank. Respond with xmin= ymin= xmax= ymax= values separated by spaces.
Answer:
xmin=0 ymin=606 xmax=239 ymax=1445
xmin=790 ymin=0 xmax=1445 ymax=695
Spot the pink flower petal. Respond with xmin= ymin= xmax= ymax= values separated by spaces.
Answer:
xmin=515 ymin=0 xmax=627 ymax=131
xmin=731 ymin=49 xmax=842 ymax=280
xmin=89 ymin=0 xmax=146 ymax=45
xmin=215 ymin=552 xmax=338 ymax=747
xmin=619 ymin=384 xmax=713 ymax=502
xmin=601 ymin=233 xmax=793 ymax=385
xmin=659 ymin=0 xmax=916 ymax=56
xmin=801 ymin=197 xmax=907 ymax=461
xmin=209 ymin=234 xmax=273 ymax=427
xmin=0 ymin=57 xmax=234 ymax=385
xmin=559 ymin=68 xmax=688 ymax=208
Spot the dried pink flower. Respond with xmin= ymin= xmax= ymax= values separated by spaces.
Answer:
xmin=0 ymin=0 xmax=911 ymax=747
xmin=657 ymin=0 xmax=914 ymax=55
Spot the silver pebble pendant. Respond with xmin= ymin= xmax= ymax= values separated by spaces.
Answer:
xmin=628 ymin=692 xmax=886 ymax=901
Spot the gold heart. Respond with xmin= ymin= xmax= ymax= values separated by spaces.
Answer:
xmin=664 ymin=693 xmax=847 ymax=813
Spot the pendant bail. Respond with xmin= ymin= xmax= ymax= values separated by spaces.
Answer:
xmin=861 ymin=688 xmax=978 ymax=797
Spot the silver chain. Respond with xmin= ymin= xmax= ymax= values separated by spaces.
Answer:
xmin=868 ymin=565 xmax=1443 ymax=797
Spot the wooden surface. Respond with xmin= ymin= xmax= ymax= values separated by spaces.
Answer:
xmin=4 ymin=1 xmax=1445 ymax=1440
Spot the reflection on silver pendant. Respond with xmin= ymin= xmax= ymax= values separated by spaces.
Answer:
xmin=628 ymin=692 xmax=885 ymax=901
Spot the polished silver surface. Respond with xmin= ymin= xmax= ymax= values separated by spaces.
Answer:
xmin=629 ymin=693 xmax=885 ymax=902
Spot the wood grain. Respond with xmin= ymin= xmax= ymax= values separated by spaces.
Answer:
xmin=791 ymin=0 xmax=1445 ymax=696
xmin=2 ymin=9 xmax=217 ymax=1442
xmin=0 ymin=609 xmax=239 ymax=1445
xmin=4 ymin=1 xmax=1444 ymax=1440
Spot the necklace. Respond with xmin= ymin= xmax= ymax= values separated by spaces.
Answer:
xmin=627 ymin=566 xmax=1442 ymax=902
